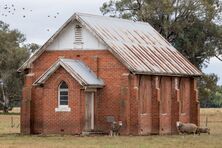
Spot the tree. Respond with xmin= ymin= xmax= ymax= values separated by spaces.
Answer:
xmin=100 ymin=0 xmax=222 ymax=69
xmin=212 ymin=92 xmax=222 ymax=107
xmin=24 ymin=43 xmax=40 ymax=53
xmin=212 ymin=85 xmax=222 ymax=107
xmin=100 ymin=0 xmax=222 ymax=107
xmin=0 ymin=21 xmax=29 ymax=112
xmin=198 ymin=74 xmax=218 ymax=107
xmin=198 ymin=74 xmax=222 ymax=108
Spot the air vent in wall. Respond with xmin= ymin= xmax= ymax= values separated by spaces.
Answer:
xmin=74 ymin=25 xmax=83 ymax=44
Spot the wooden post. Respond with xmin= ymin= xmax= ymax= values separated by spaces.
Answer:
xmin=11 ymin=116 xmax=14 ymax=128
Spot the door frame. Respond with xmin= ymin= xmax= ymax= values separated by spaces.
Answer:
xmin=85 ymin=91 xmax=95 ymax=131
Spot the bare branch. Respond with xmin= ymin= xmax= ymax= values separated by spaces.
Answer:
xmin=215 ymin=55 xmax=222 ymax=61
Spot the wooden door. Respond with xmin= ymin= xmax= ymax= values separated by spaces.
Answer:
xmin=85 ymin=92 xmax=94 ymax=131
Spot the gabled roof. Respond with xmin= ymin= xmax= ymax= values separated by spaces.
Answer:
xmin=33 ymin=58 xmax=104 ymax=88
xmin=18 ymin=12 xmax=202 ymax=76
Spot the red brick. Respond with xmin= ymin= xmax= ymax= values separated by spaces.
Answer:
xmin=21 ymin=50 xmax=199 ymax=135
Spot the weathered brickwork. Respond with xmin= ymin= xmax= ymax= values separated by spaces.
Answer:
xmin=137 ymin=76 xmax=199 ymax=135
xmin=21 ymin=50 xmax=199 ymax=135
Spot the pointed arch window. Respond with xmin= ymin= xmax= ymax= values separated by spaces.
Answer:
xmin=56 ymin=81 xmax=71 ymax=112
xmin=59 ymin=81 xmax=68 ymax=106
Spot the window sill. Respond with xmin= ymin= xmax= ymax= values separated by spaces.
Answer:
xmin=55 ymin=107 xmax=71 ymax=112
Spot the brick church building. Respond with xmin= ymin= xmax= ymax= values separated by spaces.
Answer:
xmin=18 ymin=13 xmax=202 ymax=135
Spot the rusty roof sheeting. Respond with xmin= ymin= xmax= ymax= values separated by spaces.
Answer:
xmin=77 ymin=13 xmax=202 ymax=76
xmin=19 ymin=13 xmax=202 ymax=76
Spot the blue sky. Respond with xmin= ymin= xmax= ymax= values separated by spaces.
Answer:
xmin=203 ymin=58 xmax=222 ymax=85
xmin=0 ymin=0 xmax=221 ymax=85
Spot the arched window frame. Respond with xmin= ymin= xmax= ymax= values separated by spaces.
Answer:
xmin=55 ymin=81 xmax=71 ymax=112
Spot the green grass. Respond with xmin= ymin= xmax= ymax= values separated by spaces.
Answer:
xmin=0 ymin=108 xmax=221 ymax=148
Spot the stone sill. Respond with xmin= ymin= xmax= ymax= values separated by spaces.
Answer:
xmin=55 ymin=106 xmax=71 ymax=112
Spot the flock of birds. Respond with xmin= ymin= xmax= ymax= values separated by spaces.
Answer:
xmin=0 ymin=3 xmax=61 ymax=32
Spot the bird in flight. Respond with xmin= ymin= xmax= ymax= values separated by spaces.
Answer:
xmin=0 ymin=2 xmax=61 ymax=32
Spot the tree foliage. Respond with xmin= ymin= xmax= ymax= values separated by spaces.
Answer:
xmin=24 ymin=43 xmax=40 ymax=53
xmin=199 ymin=74 xmax=222 ymax=107
xmin=101 ymin=0 xmax=222 ymax=107
xmin=213 ymin=85 xmax=222 ymax=107
xmin=0 ymin=21 xmax=29 ymax=111
xmin=100 ymin=0 xmax=222 ymax=68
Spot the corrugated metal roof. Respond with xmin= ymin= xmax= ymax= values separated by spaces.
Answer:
xmin=19 ymin=12 xmax=202 ymax=76
xmin=77 ymin=13 xmax=202 ymax=76
xmin=33 ymin=58 xmax=104 ymax=87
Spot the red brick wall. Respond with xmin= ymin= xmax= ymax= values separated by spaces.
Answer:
xmin=42 ymin=67 xmax=82 ymax=134
xmin=138 ymin=75 xmax=199 ymax=135
xmin=179 ymin=78 xmax=191 ymax=123
xmin=21 ymin=73 xmax=33 ymax=134
xmin=21 ymin=49 xmax=199 ymax=135
xmin=138 ymin=75 xmax=152 ymax=135
xmin=159 ymin=77 xmax=172 ymax=134
xmin=151 ymin=76 xmax=160 ymax=134
xmin=129 ymin=75 xmax=139 ymax=135
xmin=31 ymin=87 xmax=43 ymax=134
xmin=171 ymin=78 xmax=180 ymax=134
xmin=190 ymin=78 xmax=200 ymax=126
xmin=23 ymin=50 xmax=131 ymax=134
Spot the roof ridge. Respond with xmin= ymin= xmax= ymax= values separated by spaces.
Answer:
xmin=18 ymin=12 xmax=202 ymax=76
xmin=75 ymin=12 xmax=151 ymax=25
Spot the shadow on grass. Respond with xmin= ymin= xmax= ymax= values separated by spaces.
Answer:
xmin=0 ymin=133 xmax=82 ymax=138
xmin=0 ymin=133 xmax=21 ymax=137
xmin=0 ymin=112 xmax=20 ymax=115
